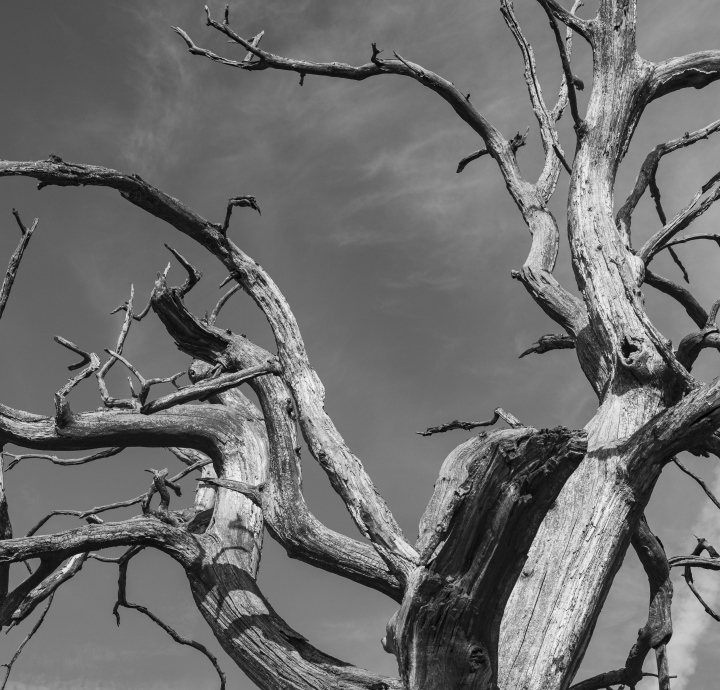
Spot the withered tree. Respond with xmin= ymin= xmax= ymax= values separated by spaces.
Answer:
xmin=2 ymin=2 xmax=720 ymax=689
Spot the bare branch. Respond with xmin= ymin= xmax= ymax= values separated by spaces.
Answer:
xmin=617 ymin=118 xmax=720 ymax=243
xmin=417 ymin=407 xmax=525 ymax=437
xmin=208 ymin=283 xmax=241 ymax=325
xmin=640 ymin=170 xmax=720 ymax=264
xmin=681 ymin=537 xmax=720 ymax=622
xmin=535 ymin=0 xmax=592 ymax=40
xmin=456 ymin=147 xmax=489 ymax=174
xmin=0 ymin=518 xmax=203 ymax=570
xmin=0 ymin=592 xmax=54 ymax=690
xmin=643 ymin=269 xmax=707 ymax=329
xmin=220 ymin=195 xmax=261 ymax=235
xmin=164 ymin=244 xmax=202 ymax=296
xmin=537 ymin=0 xmax=584 ymax=130
xmin=519 ymin=333 xmax=575 ymax=357
xmin=0 ymin=210 xmax=37 ymax=322
xmin=649 ymin=50 xmax=720 ymax=101
xmin=673 ymin=457 xmax=720 ymax=510
xmin=3 ymin=446 xmax=124 ymax=471
xmin=8 ymin=553 xmax=87 ymax=627
xmin=97 ymin=284 xmax=138 ymax=409
xmin=140 ymin=361 xmax=279 ymax=414
xmin=197 ymin=477 xmax=264 ymax=509
xmin=675 ymin=298 xmax=720 ymax=371
xmin=173 ymin=10 xmax=511 ymax=161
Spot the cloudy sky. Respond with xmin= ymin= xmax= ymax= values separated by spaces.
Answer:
xmin=1 ymin=1 xmax=719 ymax=688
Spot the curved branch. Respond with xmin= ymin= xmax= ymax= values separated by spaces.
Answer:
xmin=643 ymin=268 xmax=707 ymax=329
xmin=0 ymin=157 xmax=417 ymax=567
xmin=172 ymin=14 xmax=509 ymax=157
xmin=649 ymin=50 xmax=720 ymax=101
xmin=151 ymin=280 xmax=404 ymax=598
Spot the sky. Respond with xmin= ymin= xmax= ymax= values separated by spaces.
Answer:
xmin=0 ymin=1 xmax=719 ymax=688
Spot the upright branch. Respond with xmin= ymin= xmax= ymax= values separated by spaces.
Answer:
xmin=0 ymin=210 xmax=37 ymax=320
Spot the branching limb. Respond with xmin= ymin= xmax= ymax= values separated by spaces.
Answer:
xmin=0 ymin=210 xmax=37 ymax=321
xmin=110 ymin=546 xmax=227 ymax=690
xmin=417 ymin=407 xmax=524 ymax=437
xmin=97 ymin=284 xmax=140 ymax=409
xmin=640 ymin=170 xmax=720 ymax=265
xmin=617 ymin=118 xmax=720 ymax=244
xmin=500 ymin=0 xmax=568 ymax=200
xmin=519 ymin=333 xmax=575 ymax=357
xmin=150 ymin=279 xmax=404 ymax=598
xmin=0 ymin=591 xmax=54 ymax=690
xmin=173 ymin=9 xmax=511 ymax=160
xmin=0 ymin=157 xmax=417 ymax=565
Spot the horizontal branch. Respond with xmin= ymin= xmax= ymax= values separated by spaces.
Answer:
xmin=417 ymin=407 xmax=524 ymax=437
xmin=0 ymin=518 xmax=202 ymax=569
xmin=173 ymin=12 xmax=509 ymax=156
xmin=3 ymin=446 xmax=124 ymax=470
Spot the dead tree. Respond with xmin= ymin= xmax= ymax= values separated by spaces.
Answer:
xmin=1 ymin=2 xmax=720 ymax=689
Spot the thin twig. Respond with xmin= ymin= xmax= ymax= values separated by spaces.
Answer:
xmin=113 ymin=546 xmax=226 ymax=690
xmin=0 ymin=592 xmax=55 ymax=690
xmin=3 ymin=447 xmax=124 ymax=471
